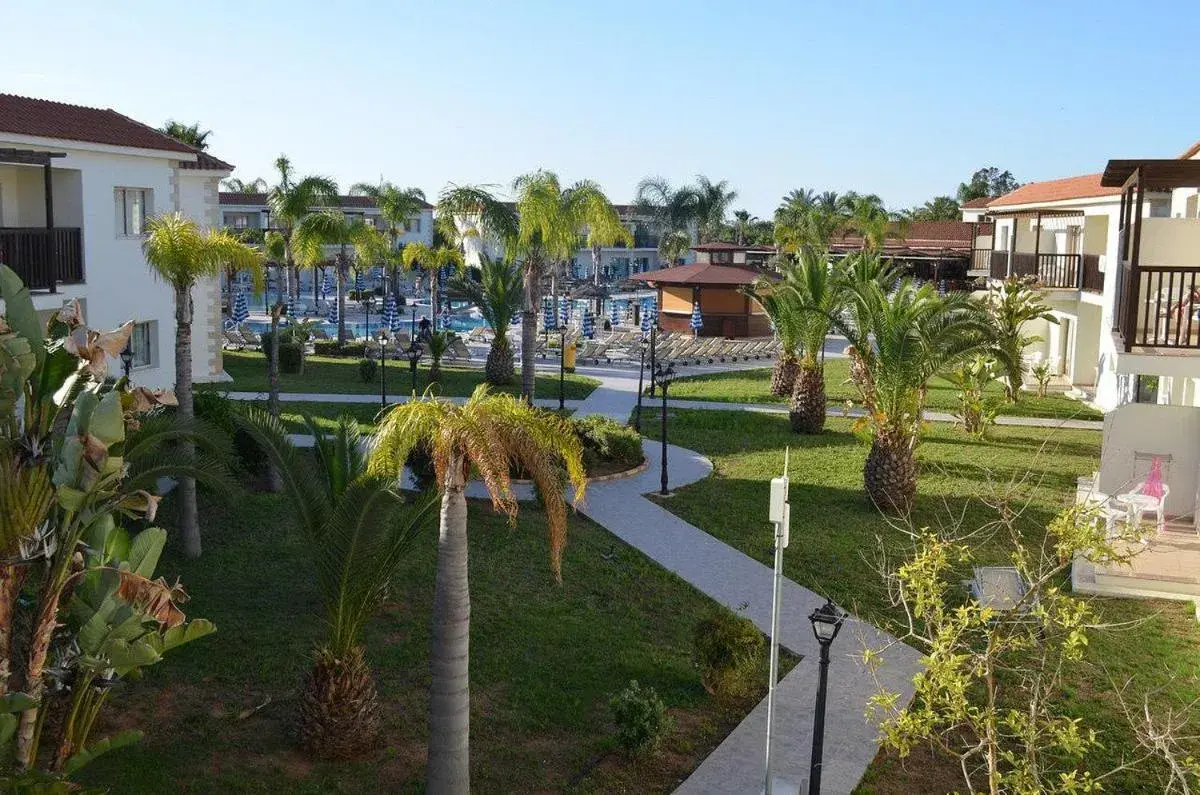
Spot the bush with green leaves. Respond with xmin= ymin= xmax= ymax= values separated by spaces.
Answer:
xmin=193 ymin=390 xmax=265 ymax=475
xmin=609 ymin=680 xmax=671 ymax=753
xmin=314 ymin=340 xmax=367 ymax=358
xmin=358 ymin=357 xmax=378 ymax=383
xmin=572 ymin=415 xmax=644 ymax=473
xmin=693 ymin=609 xmax=765 ymax=699
xmin=1031 ymin=360 xmax=1053 ymax=398
xmin=942 ymin=354 xmax=1005 ymax=438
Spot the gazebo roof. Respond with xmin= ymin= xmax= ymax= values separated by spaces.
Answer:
xmin=629 ymin=262 xmax=765 ymax=286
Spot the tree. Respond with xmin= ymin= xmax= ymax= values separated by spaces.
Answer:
xmin=847 ymin=196 xmax=905 ymax=252
xmin=869 ymin=503 xmax=1199 ymax=793
xmin=957 ymin=167 xmax=1021 ymax=203
xmin=775 ymin=188 xmax=845 ymax=254
xmin=831 ymin=270 xmax=994 ymax=511
xmin=266 ymin=155 xmax=338 ymax=306
xmin=906 ymin=195 xmax=961 ymax=222
xmin=785 ymin=250 xmax=847 ymax=433
xmin=984 ymin=277 xmax=1057 ymax=401
xmin=235 ymin=409 xmax=435 ymax=758
xmin=732 ymin=210 xmax=756 ymax=244
xmin=294 ymin=210 xmax=373 ymax=345
xmin=222 ymin=176 xmax=267 ymax=193
xmin=693 ymin=175 xmax=738 ymax=243
xmin=160 ymin=120 xmax=211 ymax=151
xmin=748 ymin=268 xmax=805 ymax=398
xmin=582 ymin=187 xmax=632 ymax=301
xmin=368 ymin=386 xmax=587 ymax=793
xmin=349 ymin=181 xmax=427 ymax=295
xmin=452 ymin=255 xmax=523 ymax=384
xmin=658 ymin=229 xmax=692 ymax=268
xmin=635 ymin=177 xmax=701 ymax=242
xmin=143 ymin=213 xmax=262 ymax=557
xmin=401 ymin=241 xmax=465 ymax=336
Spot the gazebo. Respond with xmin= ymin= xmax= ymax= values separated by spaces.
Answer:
xmin=629 ymin=262 xmax=770 ymax=338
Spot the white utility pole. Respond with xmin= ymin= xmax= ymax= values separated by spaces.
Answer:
xmin=764 ymin=448 xmax=790 ymax=794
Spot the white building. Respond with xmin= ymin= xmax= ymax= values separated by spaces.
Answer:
xmin=0 ymin=93 xmax=232 ymax=389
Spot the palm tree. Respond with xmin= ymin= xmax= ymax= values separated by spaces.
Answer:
xmin=984 ymin=278 xmax=1057 ymax=401
xmin=749 ymin=266 xmax=805 ymax=397
xmin=453 ymin=255 xmax=523 ymax=384
xmin=143 ymin=213 xmax=263 ymax=557
xmin=658 ymin=229 xmax=692 ymax=269
xmin=693 ymin=175 xmax=738 ymax=243
xmin=235 ymin=409 xmax=435 ymax=758
xmin=349 ymin=181 xmax=428 ymax=294
xmin=774 ymin=188 xmax=846 ymax=255
xmin=732 ymin=210 xmax=756 ymax=244
xmin=582 ymin=188 xmax=633 ymax=300
xmin=368 ymin=386 xmax=586 ymax=794
xmin=222 ymin=176 xmax=267 ymax=193
xmin=160 ymin=120 xmax=211 ymax=150
xmin=266 ymin=156 xmax=338 ymax=305
xmin=785 ymin=250 xmax=847 ymax=433
xmin=830 ymin=274 xmax=994 ymax=511
xmin=295 ymin=210 xmax=373 ymax=345
xmin=847 ymin=196 xmax=905 ymax=252
xmin=635 ymin=177 xmax=701 ymax=242
xmin=401 ymin=242 xmax=465 ymax=336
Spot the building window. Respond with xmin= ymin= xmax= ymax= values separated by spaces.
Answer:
xmin=405 ymin=217 xmax=422 ymax=233
xmin=712 ymin=251 xmax=733 ymax=264
xmin=130 ymin=320 xmax=157 ymax=369
xmin=115 ymin=188 xmax=152 ymax=236
xmin=1134 ymin=375 xmax=1159 ymax=404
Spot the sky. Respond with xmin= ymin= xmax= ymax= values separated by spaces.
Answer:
xmin=3 ymin=0 xmax=1198 ymax=217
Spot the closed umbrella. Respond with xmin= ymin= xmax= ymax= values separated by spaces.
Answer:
xmin=381 ymin=293 xmax=398 ymax=333
xmin=690 ymin=302 xmax=703 ymax=336
xmin=582 ymin=310 xmax=595 ymax=339
xmin=640 ymin=306 xmax=652 ymax=337
xmin=609 ymin=299 xmax=621 ymax=326
xmin=232 ymin=290 xmax=249 ymax=324
xmin=543 ymin=298 xmax=556 ymax=331
xmin=389 ymin=298 xmax=405 ymax=335
xmin=559 ymin=298 xmax=571 ymax=328
xmin=286 ymin=295 xmax=296 ymax=322
xmin=326 ymin=296 xmax=339 ymax=326
xmin=322 ymin=272 xmax=334 ymax=303
xmin=354 ymin=270 xmax=365 ymax=297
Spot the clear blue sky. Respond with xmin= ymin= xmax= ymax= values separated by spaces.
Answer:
xmin=4 ymin=1 xmax=1197 ymax=215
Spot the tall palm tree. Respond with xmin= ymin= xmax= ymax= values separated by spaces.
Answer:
xmin=236 ymin=409 xmax=435 ymax=758
xmin=295 ymin=210 xmax=373 ymax=345
xmin=732 ymin=210 xmax=756 ymax=244
xmin=222 ymin=176 xmax=267 ymax=193
xmin=748 ymin=266 xmax=805 ymax=397
xmin=368 ymin=386 xmax=586 ymax=794
xmin=984 ymin=278 xmax=1056 ymax=401
xmin=266 ymin=156 xmax=338 ymax=305
xmin=401 ymin=242 xmax=465 ymax=335
xmin=658 ymin=229 xmax=692 ymax=268
xmin=774 ymin=188 xmax=846 ymax=255
xmin=693 ymin=175 xmax=738 ymax=243
xmin=143 ymin=213 xmax=263 ymax=557
xmin=452 ymin=255 xmax=523 ymax=384
xmin=847 ymin=196 xmax=906 ymax=252
xmin=160 ymin=120 xmax=211 ymax=150
xmin=830 ymin=276 xmax=994 ymax=511
xmin=583 ymin=189 xmax=633 ymax=302
xmin=635 ymin=177 xmax=701 ymax=242
xmin=785 ymin=250 xmax=848 ymax=433
xmin=349 ymin=181 xmax=428 ymax=294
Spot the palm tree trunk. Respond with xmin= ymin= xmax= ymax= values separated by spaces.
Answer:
xmin=520 ymin=264 xmax=538 ymax=404
xmin=174 ymin=282 xmax=201 ymax=558
xmin=592 ymin=244 xmax=603 ymax=315
xmin=430 ymin=269 xmax=438 ymax=335
xmin=337 ymin=254 xmax=348 ymax=346
xmin=267 ymin=259 xmax=284 ymax=493
xmin=312 ymin=264 xmax=319 ymax=316
xmin=427 ymin=454 xmax=471 ymax=794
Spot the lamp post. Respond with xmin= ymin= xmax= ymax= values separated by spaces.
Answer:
xmin=407 ymin=342 xmax=422 ymax=394
xmin=120 ymin=340 xmax=134 ymax=382
xmin=634 ymin=335 xmax=649 ymax=433
xmin=378 ymin=329 xmax=389 ymax=409
xmin=648 ymin=323 xmax=657 ymax=397
xmin=362 ymin=295 xmax=375 ymax=341
xmin=807 ymin=599 xmax=847 ymax=795
xmin=653 ymin=361 xmax=674 ymax=496
xmin=410 ymin=304 xmax=417 ymax=340
xmin=558 ymin=328 xmax=567 ymax=411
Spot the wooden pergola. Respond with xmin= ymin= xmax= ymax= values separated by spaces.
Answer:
xmin=629 ymin=263 xmax=771 ymax=338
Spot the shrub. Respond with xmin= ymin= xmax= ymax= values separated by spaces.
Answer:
xmin=278 ymin=341 xmax=305 ymax=374
xmin=573 ymin=415 xmax=644 ymax=473
xmin=609 ymin=680 xmax=671 ymax=753
xmin=1031 ymin=361 xmax=1053 ymax=399
xmin=314 ymin=340 xmax=367 ymax=358
xmin=358 ymin=357 xmax=378 ymax=383
xmin=406 ymin=444 xmax=437 ymax=492
xmin=194 ymin=391 xmax=264 ymax=475
xmin=693 ymin=610 xmax=765 ymax=699
xmin=943 ymin=354 xmax=1004 ymax=439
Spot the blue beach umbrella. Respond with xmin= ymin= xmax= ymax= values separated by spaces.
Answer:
xmin=381 ymin=293 xmax=398 ymax=332
xmin=582 ymin=310 xmax=595 ymax=339
xmin=326 ymin=297 xmax=339 ymax=326
xmin=559 ymin=298 xmax=570 ymax=328
xmin=543 ymin=298 xmax=556 ymax=330
xmin=389 ymin=299 xmax=405 ymax=334
xmin=609 ymin=299 xmax=621 ymax=326
xmin=231 ymin=290 xmax=249 ymax=324
xmin=286 ymin=295 xmax=296 ymax=322
xmin=322 ymin=271 xmax=334 ymax=302
xmin=640 ymin=307 xmax=652 ymax=337
xmin=354 ymin=270 xmax=365 ymax=296
xmin=690 ymin=302 xmax=703 ymax=335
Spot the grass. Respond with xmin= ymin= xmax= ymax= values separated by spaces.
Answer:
xmin=206 ymin=350 xmax=600 ymax=401
xmin=78 ymin=488 xmax=779 ymax=793
xmin=641 ymin=409 xmax=1200 ymax=793
xmin=666 ymin=360 xmax=1104 ymax=421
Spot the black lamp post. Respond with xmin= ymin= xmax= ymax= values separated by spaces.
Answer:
xmin=410 ymin=304 xmax=417 ymax=340
xmin=558 ymin=327 xmax=567 ymax=411
xmin=648 ymin=323 xmax=657 ymax=397
xmin=362 ymin=295 xmax=375 ymax=341
xmin=120 ymin=340 xmax=134 ymax=382
xmin=378 ymin=329 xmax=389 ymax=409
xmin=634 ymin=335 xmax=650 ymax=433
xmin=652 ymin=361 xmax=675 ymax=496
xmin=807 ymin=599 xmax=847 ymax=795
xmin=407 ymin=342 xmax=422 ymax=394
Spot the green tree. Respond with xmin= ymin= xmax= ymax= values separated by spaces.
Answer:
xmin=984 ymin=277 xmax=1057 ymax=401
xmin=905 ymin=195 xmax=961 ymax=221
xmin=957 ymin=166 xmax=1021 ymax=203
xmin=294 ymin=210 xmax=373 ymax=345
xmin=234 ymin=409 xmax=435 ymax=759
xmin=731 ymin=209 xmax=756 ymax=244
xmin=266 ymin=156 xmax=338 ymax=306
xmin=785 ymin=250 xmax=848 ymax=433
xmin=635 ymin=177 xmax=701 ymax=242
xmin=775 ymin=188 xmax=845 ymax=254
xmin=368 ymin=387 xmax=587 ymax=794
xmin=452 ymin=255 xmax=523 ymax=384
xmin=693 ymin=175 xmax=738 ymax=242
xmin=159 ymin=120 xmax=211 ymax=150
xmin=221 ymin=176 xmax=266 ymax=193
xmin=400 ymin=241 xmax=465 ymax=336
xmin=583 ymin=188 xmax=633 ymax=300
xmin=658 ymin=229 xmax=692 ymax=268
xmin=832 ymin=271 xmax=994 ymax=511
xmin=143 ymin=213 xmax=262 ymax=557
xmin=748 ymin=267 xmax=805 ymax=397
xmin=349 ymin=181 xmax=428 ymax=294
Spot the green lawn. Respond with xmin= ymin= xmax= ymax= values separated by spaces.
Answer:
xmin=207 ymin=350 xmax=600 ymax=401
xmin=79 ymin=489 xmax=778 ymax=793
xmin=666 ymin=360 xmax=1103 ymax=421
xmin=641 ymin=409 xmax=1200 ymax=792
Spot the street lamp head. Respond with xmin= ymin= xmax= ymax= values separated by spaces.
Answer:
xmin=809 ymin=599 xmax=846 ymax=645
xmin=120 ymin=342 xmax=134 ymax=376
xmin=640 ymin=335 xmax=650 ymax=350
xmin=653 ymin=360 xmax=675 ymax=389
xmin=407 ymin=343 xmax=422 ymax=364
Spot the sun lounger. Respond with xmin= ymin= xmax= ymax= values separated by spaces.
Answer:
xmin=222 ymin=330 xmax=247 ymax=350
xmin=238 ymin=325 xmax=263 ymax=346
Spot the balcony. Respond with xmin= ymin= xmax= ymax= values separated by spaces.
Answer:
xmin=0 ymin=228 xmax=84 ymax=291
xmin=988 ymin=251 xmax=1102 ymax=291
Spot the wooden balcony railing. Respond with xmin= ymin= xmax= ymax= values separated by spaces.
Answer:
xmin=1117 ymin=263 xmax=1200 ymax=349
xmin=1080 ymin=254 xmax=1103 ymax=292
xmin=0 ymin=227 xmax=84 ymax=291
xmin=987 ymin=251 xmax=1103 ymax=292
xmin=989 ymin=251 xmax=1008 ymax=280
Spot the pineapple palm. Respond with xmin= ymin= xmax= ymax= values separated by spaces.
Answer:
xmin=294 ymin=210 xmax=374 ymax=346
xmin=781 ymin=250 xmax=847 ymax=433
xmin=368 ymin=387 xmax=586 ymax=794
xmin=452 ymin=255 xmax=522 ymax=385
xmin=143 ymin=213 xmax=263 ymax=557
xmin=234 ymin=409 xmax=435 ymax=759
xmin=424 ymin=330 xmax=453 ymax=385
xmin=831 ymin=274 xmax=994 ymax=511
xmin=748 ymin=265 xmax=804 ymax=397
xmin=401 ymin=242 xmax=465 ymax=335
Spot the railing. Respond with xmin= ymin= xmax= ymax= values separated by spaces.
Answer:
xmin=0 ymin=228 xmax=84 ymax=291
xmin=989 ymin=251 xmax=1008 ymax=280
xmin=1033 ymin=253 xmax=1080 ymax=288
xmin=989 ymin=251 xmax=1103 ymax=291
xmin=970 ymin=249 xmax=991 ymax=272
xmin=1081 ymin=254 xmax=1103 ymax=292
xmin=1118 ymin=263 xmax=1200 ymax=350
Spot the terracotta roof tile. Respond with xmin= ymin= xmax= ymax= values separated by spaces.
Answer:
xmin=1179 ymin=140 xmax=1200 ymax=161
xmin=629 ymin=262 xmax=763 ymax=285
xmin=987 ymin=173 xmax=1120 ymax=208
xmin=179 ymin=150 xmax=234 ymax=172
xmin=0 ymin=93 xmax=198 ymax=153
xmin=961 ymin=197 xmax=991 ymax=208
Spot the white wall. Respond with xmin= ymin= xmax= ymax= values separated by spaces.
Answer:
xmin=1097 ymin=402 xmax=1200 ymax=517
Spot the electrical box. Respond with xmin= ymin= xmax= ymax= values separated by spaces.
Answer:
xmin=769 ymin=475 xmax=788 ymax=524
